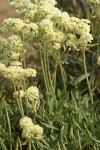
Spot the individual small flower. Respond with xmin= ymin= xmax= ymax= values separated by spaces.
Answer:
xmin=25 ymin=86 xmax=39 ymax=101
xmin=13 ymin=90 xmax=25 ymax=98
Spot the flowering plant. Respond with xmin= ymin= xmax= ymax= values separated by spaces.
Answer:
xmin=0 ymin=0 xmax=100 ymax=149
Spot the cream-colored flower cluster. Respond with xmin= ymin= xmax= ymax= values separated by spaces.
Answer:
xmin=1 ymin=19 xmax=38 ymax=42
xmin=0 ymin=23 xmax=39 ymax=113
xmin=0 ymin=35 xmax=29 ymax=67
xmin=3 ymin=18 xmax=24 ymax=32
xmin=0 ymin=33 xmax=37 ymax=84
xmin=3 ymin=66 xmax=36 ymax=83
xmin=19 ymin=117 xmax=43 ymax=140
xmin=8 ymin=0 xmax=93 ymax=52
xmin=25 ymin=86 xmax=39 ymax=101
xmin=25 ymin=86 xmax=40 ymax=111
xmin=13 ymin=86 xmax=40 ymax=112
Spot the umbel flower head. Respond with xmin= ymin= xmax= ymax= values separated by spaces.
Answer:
xmin=25 ymin=86 xmax=40 ymax=112
xmin=3 ymin=18 xmax=25 ymax=32
xmin=7 ymin=0 xmax=93 ymax=51
xmin=32 ymin=125 xmax=43 ymax=140
xmin=19 ymin=116 xmax=43 ymax=140
xmin=3 ymin=66 xmax=37 ymax=83
xmin=25 ymin=86 xmax=39 ymax=101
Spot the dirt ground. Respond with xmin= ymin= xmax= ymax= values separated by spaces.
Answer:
xmin=0 ymin=0 xmax=17 ymax=27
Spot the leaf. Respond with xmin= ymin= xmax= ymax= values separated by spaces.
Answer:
xmin=37 ymin=141 xmax=51 ymax=150
xmin=42 ymin=123 xmax=59 ymax=130
xmin=73 ymin=73 xmax=90 ymax=86
xmin=0 ymin=138 xmax=7 ymax=150
xmin=41 ymin=139 xmax=51 ymax=148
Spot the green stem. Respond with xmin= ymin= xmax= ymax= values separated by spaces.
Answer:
xmin=5 ymin=103 xmax=12 ymax=150
xmin=19 ymin=96 xmax=24 ymax=117
xmin=46 ymin=53 xmax=55 ymax=95
xmin=82 ymin=50 xmax=93 ymax=104
xmin=14 ymin=85 xmax=24 ymax=117
xmin=39 ymin=47 xmax=49 ymax=93
xmin=16 ymin=98 xmax=22 ymax=116
xmin=29 ymin=140 xmax=32 ymax=150
xmin=23 ymin=56 xmax=29 ymax=115
xmin=32 ymin=141 xmax=37 ymax=150
xmin=43 ymin=51 xmax=51 ymax=93
xmin=18 ymin=138 xmax=22 ymax=150
xmin=59 ymin=62 xmax=66 ymax=89
xmin=57 ymin=143 xmax=61 ymax=150
xmin=15 ymin=139 xmax=18 ymax=150
xmin=77 ymin=130 xmax=82 ymax=150
xmin=52 ymin=57 xmax=59 ymax=91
